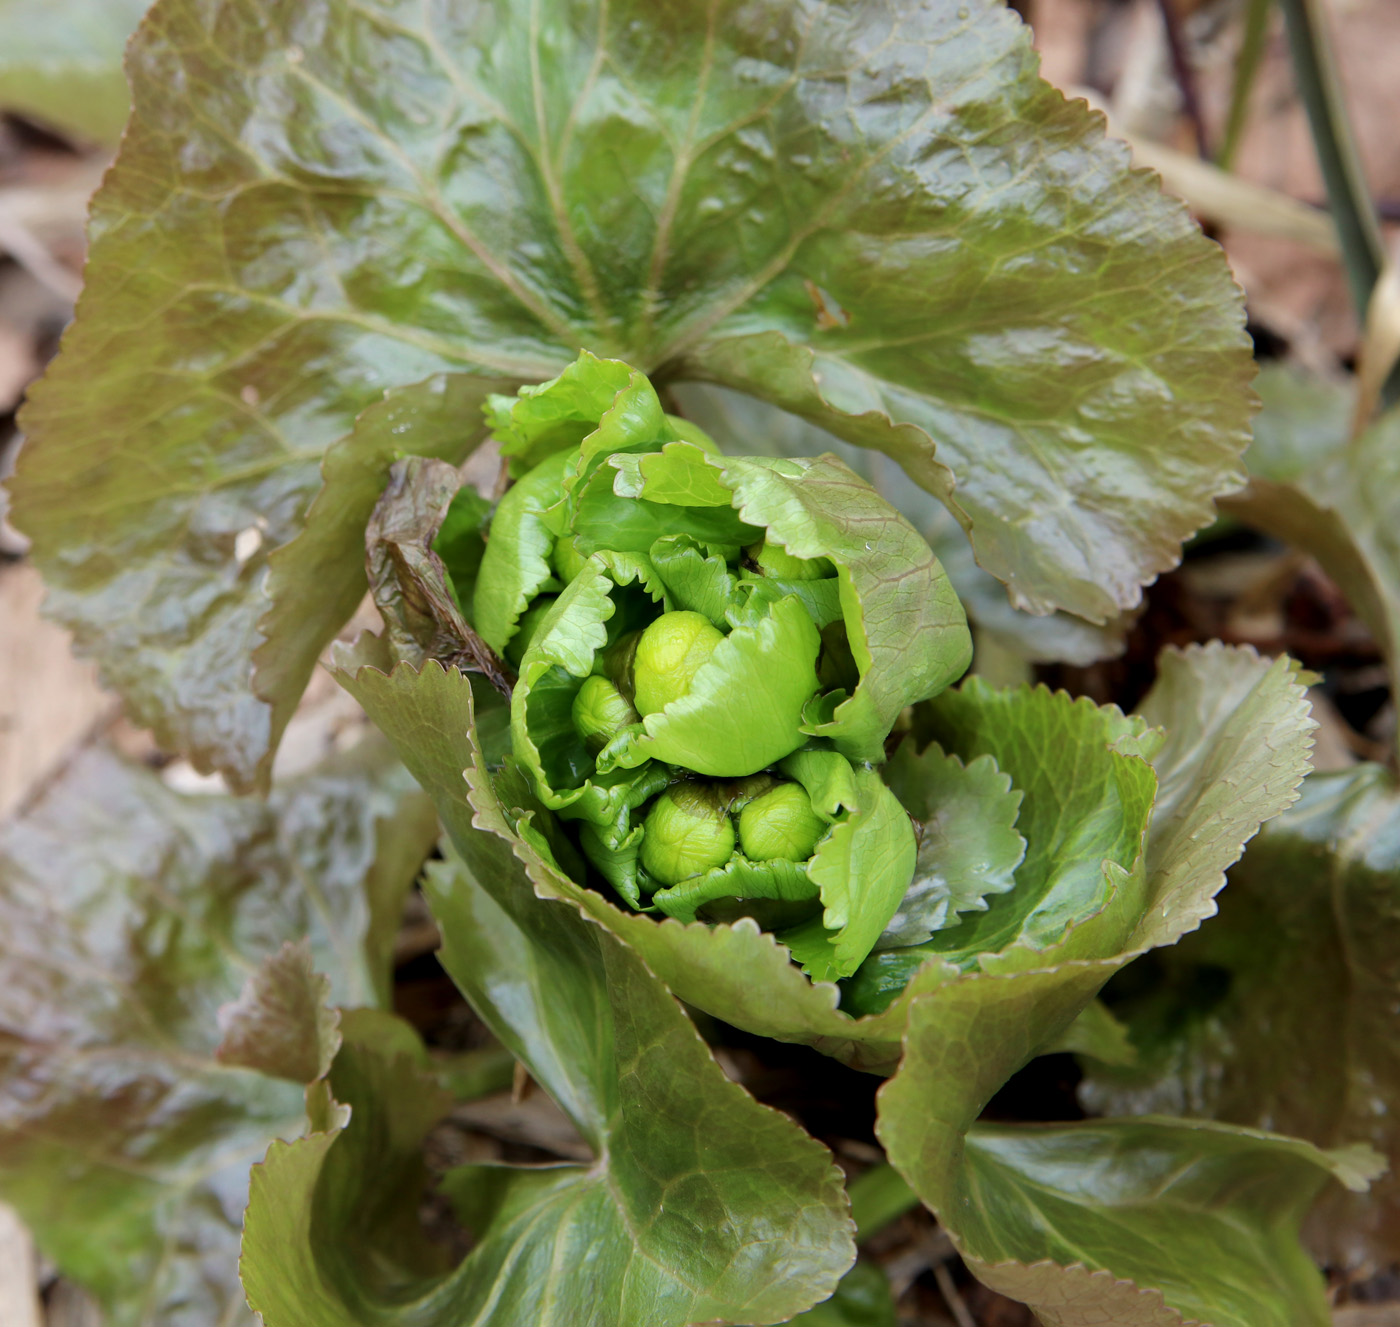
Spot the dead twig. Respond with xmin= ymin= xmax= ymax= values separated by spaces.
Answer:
xmin=0 ymin=1203 xmax=41 ymax=1327
xmin=931 ymin=1260 xmax=977 ymax=1327
xmin=0 ymin=211 xmax=81 ymax=304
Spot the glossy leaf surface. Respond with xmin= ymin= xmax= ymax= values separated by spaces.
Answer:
xmin=672 ymin=382 xmax=1129 ymax=667
xmin=877 ymin=743 xmax=1026 ymax=948
xmin=336 ymin=641 xmax=1311 ymax=1083
xmin=873 ymin=647 xmax=1324 ymax=1324
xmin=840 ymin=681 xmax=1157 ymax=1015
xmin=898 ymin=1109 xmax=1375 ymax=1327
xmin=13 ymin=0 xmax=1251 ymax=783
xmin=716 ymin=452 xmax=970 ymax=760
xmin=1084 ymin=762 xmax=1400 ymax=1267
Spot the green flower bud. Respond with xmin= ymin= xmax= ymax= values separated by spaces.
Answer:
xmin=640 ymin=784 xmax=735 ymax=886
xmin=738 ymin=783 xmax=827 ymax=863
xmin=504 ymin=594 xmax=558 ymax=667
xmin=632 ymin=610 xmax=725 ymax=717
xmin=746 ymin=538 xmax=835 ymax=581
xmin=572 ymin=675 xmax=639 ymax=753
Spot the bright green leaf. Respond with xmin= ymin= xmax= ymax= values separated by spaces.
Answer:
xmin=841 ymin=682 xmax=1156 ymax=1015
xmin=718 ymin=452 xmax=971 ymax=762
xmin=877 ymin=743 xmax=1026 ymax=948
xmin=473 ymin=447 xmax=575 ymax=656
xmin=648 ymin=533 xmax=743 ymax=626
xmin=511 ymin=553 xmax=669 ymax=825
xmin=671 ymin=382 xmax=1128 ymax=667
xmin=571 ymin=457 xmax=760 ymax=555
xmin=652 ymin=854 xmax=819 ymax=928
xmin=783 ymin=770 xmax=917 ymax=982
xmin=628 ymin=441 xmax=735 ymax=507
xmin=617 ymin=593 xmax=822 ymax=778
xmin=489 ymin=350 xmax=644 ymax=476
xmin=871 ymin=646 xmax=1324 ymax=1322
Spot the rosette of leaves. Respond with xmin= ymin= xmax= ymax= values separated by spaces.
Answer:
xmin=437 ymin=351 xmax=970 ymax=980
xmin=336 ymin=585 xmax=1379 ymax=1324
xmin=334 ymin=356 xmax=1375 ymax=1323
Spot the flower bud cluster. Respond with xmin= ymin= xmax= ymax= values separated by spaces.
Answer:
xmin=638 ymin=777 xmax=827 ymax=888
xmin=455 ymin=352 xmax=970 ymax=975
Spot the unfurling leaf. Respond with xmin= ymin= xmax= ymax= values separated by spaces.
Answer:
xmin=877 ymin=743 xmax=1026 ymax=948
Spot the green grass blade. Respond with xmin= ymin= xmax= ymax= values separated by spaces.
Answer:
xmin=1217 ymin=0 xmax=1272 ymax=170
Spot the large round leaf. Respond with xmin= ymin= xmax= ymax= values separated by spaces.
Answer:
xmin=11 ymin=0 xmax=1251 ymax=785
